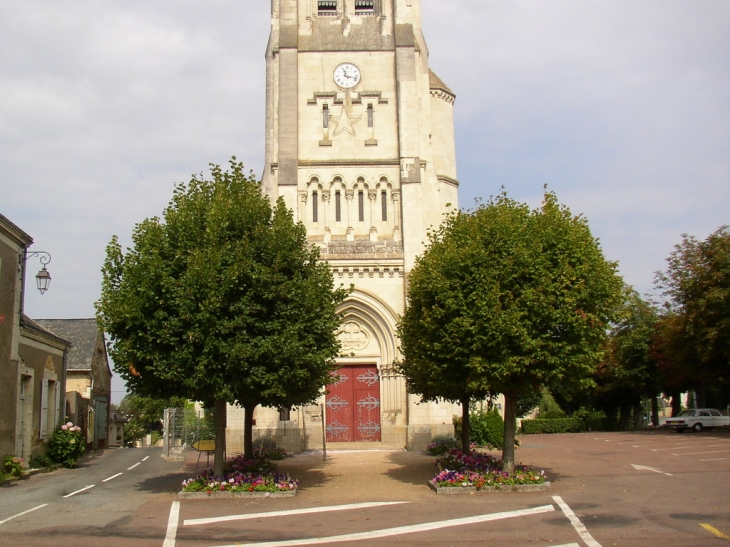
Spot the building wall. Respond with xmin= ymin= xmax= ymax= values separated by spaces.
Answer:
xmin=0 ymin=232 xmax=22 ymax=456
xmin=16 ymin=336 xmax=66 ymax=460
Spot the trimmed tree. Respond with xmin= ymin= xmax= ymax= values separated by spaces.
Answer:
xmin=397 ymin=192 xmax=622 ymax=471
xmin=97 ymin=159 xmax=348 ymax=474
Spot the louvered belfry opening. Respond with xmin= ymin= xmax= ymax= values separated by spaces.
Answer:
xmin=318 ymin=0 xmax=338 ymax=16
xmin=355 ymin=0 xmax=375 ymax=15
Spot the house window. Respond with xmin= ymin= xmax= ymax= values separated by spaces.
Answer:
xmin=323 ymin=104 xmax=329 ymax=129
xmin=279 ymin=407 xmax=291 ymax=421
xmin=381 ymin=191 xmax=387 ymax=221
xmin=318 ymin=0 xmax=338 ymax=16
xmin=335 ymin=191 xmax=342 ymax=222
xmin=355 ymin=0 xmax=375 ymax=15
xmin=367 ymin=104 xmax=374 ymax=128
xmin=358 ymin=190 xmax=365 ymax=222
xmin=312 ymin=191 xmax=319 ymax=223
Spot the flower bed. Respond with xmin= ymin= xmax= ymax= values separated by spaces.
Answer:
xmin=180 ymin=449 xmax=299 ymax=498
xmin=429 ymin=447 xmax=548 ymax=494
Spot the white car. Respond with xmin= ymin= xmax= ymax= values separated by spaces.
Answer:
xmin=665 ymin=409 xmax=730 ymax=432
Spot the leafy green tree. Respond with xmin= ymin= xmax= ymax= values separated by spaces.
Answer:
xmin=593 ymin=288 xmax=660 ymax=429
xmin=655 ymin=226 xmax=730 ymax=407
xmin=97 ymin=159 xmax=348 ymax=473
xmin=397 ymin=192 xmax=622 ymax=471
xmin=117 ymin=394 xmax=188 ymax=444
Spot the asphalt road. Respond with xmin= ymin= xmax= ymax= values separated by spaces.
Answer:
xmin=1 ymin=430 xmax=729 ymax=547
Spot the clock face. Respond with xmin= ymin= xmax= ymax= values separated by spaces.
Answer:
xmin=333 ymin=63 xmax=361 ymax=89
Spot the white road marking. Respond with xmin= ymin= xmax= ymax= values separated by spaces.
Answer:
xmin=142 ymin=456 xmax=150 ymax=462
xmin=632 ymin=464 xmax=673 ymax=476
xmin=63 ymin=485 xmax=95 ymax=498
xmin=209 ymin=505 xmax=556 ymax=547
xmin=128 ymin=462 xmax=141 ymax=470
xmin=553 ymin=496 xmax=602 ymax=547
xmin=699 ymin=457 xmax=730 ymax=462
xmin=0 ymin=504 xmax=49 ymax=526
xmin=163 ymin=501 xmax=180 ymax=547
xmin=184 ymin=501 xmax=408 ymax=526
xmin=673 ymin=449 xmax=730 ymax=456
xmin=102 ymin=473 xmax=123 ymax=482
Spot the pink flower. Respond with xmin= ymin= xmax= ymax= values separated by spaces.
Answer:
xmin=66 ymin=422 xmax=73 ymax=427
xmin=61 ymin=425 xmax=68 ymax=430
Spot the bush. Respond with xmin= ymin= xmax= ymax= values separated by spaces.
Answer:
xmin=3 ymin=455 xmax=24 ymax=478
xmin=539 ymin=410 xmax=566 ymax=419
xmin=47 ymin=422 xmax=86 ymax=468
xmin=454 ymin=409 xmax=505 ymax=449
xmin=425 ymin=435 xmax=460 ymax=456
xmin=521 ymin=418 xmax=585 ymax=434
xmin=29 ymin=455 xmax=54 ymax=469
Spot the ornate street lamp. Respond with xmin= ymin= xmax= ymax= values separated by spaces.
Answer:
xmin=21 ymin=251 xmax=52 ymax=295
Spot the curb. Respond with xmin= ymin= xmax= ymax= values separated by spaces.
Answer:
xmin=178 ymin=489 xmax=297 ymax=499
xmin=428 ymin=480 xmax=551 ymax=495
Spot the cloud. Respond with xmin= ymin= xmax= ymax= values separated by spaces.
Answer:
xmin=3 ymin=0 xmax=729 ymax=401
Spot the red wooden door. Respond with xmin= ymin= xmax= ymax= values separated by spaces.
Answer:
xmin=326 ymin=365 xmax=381 ymax=442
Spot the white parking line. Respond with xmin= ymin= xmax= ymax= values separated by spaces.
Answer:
xmin=142 ymin=456 xmax=150 ymax=462
xmin=128 ymin=462 xmax=141 ymax=470
xmin=103 ymin=473 xmax=123 ymax=482
xmin=553 ymin=496 xmax=602 ymax=547
xmin=163 ymin=501 xmax=180 ymax=547
xmin=184 ymin=501 xmax=408 ymax=526
xmin=699 ymin=457 xmax=730 ymax=462
xmin=208 ymin=505 xmax=556 ymax=547
xmin=0 ymin=504 xmax=48 ymax=526
xmin=673 ymin=449 xmax=730 ymax=456
xmin=63 ymin=485 xmax=95 ymax=498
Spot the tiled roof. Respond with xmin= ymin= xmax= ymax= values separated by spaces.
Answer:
xmin=34 ymin=318 xmax=101 ymax=370
xmin=21 ymin=314 xmax=71 ymax=346
xmin=429 ymin=69 xmax=455 ymax=97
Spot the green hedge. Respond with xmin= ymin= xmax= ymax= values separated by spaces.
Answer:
xmin=520 ymin=417 xmax=585 ymax=434
xmin=453 ymin=409 xmax=505 ymax=449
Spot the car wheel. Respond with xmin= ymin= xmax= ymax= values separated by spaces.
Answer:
xmin=692 ymin=423 xmax=703 ymax=432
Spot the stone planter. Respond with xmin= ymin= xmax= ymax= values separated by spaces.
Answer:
xmin=428 ymin=480 xmax=550 ymax=495
xmin=178 ymin=489 xmax=297 ymax=500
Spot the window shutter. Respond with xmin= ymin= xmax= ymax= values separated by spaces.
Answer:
xmin=40 ymin=378 xmax=49 ymax=438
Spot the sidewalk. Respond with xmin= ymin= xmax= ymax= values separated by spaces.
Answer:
xmin=181 ymin=448 xmax=439 ymax=502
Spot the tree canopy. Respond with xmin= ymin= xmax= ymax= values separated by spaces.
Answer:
xmin=97 ymin=159 xmax=348 ymax=471
xmin=397 ymin=191 xmax=623 ymax=470
xmin=593 ymin=287 xmax=661 ymax=428
xmin=655 ymin=226 xmax=730 ymax=407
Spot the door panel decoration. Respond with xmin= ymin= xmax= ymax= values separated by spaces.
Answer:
xmin=326 ymin=365 xmax=381 ymax=442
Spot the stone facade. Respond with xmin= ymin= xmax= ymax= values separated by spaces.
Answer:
xmin=228 ymin=0 xmax=460 ymax=452
xmin=0 ymin=214 xmax=70 ymax=462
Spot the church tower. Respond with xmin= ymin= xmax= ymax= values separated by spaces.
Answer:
xmin=230 ymin=0 xmax=460 ymax=451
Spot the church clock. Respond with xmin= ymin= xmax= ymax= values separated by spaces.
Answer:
xmin=333 ymin=63 xmax=361 ymax=89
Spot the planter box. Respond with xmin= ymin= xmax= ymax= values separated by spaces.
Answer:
xmin=178 ymin=489 xmax=296 ymax=500
xmin=428 ymin=480 xmax=550 ymax=495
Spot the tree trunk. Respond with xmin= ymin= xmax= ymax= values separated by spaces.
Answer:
xmin=501 ymin=392 xmax=517 ymax=474
xmin=651 ymin=395 xmax=659 ymax=426
xmin=213 ymin=399 xmax=227 ymax=476
xmin=632 ymin=401 xmax=643 ymax=430
xmin=618 ymin=404 xmax=631 ymax=430
xmin=695 ymin=388 xmax=706 ymax=409
xmin=460 ymin=397 xmax=471 ymax=455
xmin=670 ymin=392 xmax=682 ymax=417
xmin=244 ymin=403 xmax=257 ymax=460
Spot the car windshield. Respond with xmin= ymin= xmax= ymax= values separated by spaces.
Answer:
xmin=677 ymin=410 xmax=696 ymax=417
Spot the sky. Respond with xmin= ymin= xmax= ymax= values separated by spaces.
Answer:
xmin=3 ymin=1 xmax=729 ymax=403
